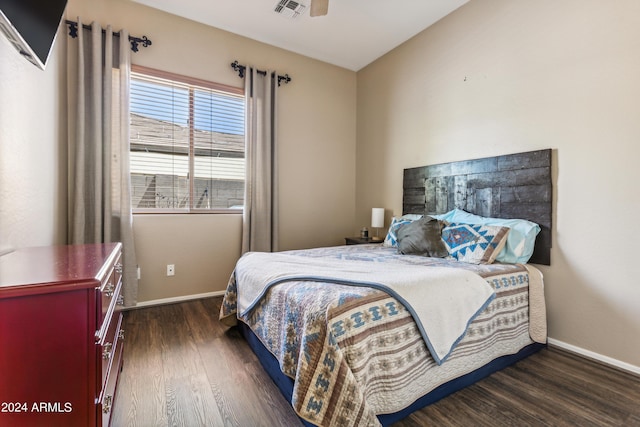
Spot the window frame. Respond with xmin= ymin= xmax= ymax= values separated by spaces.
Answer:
xmin=130 ymin=65 xmax=245 ymax=215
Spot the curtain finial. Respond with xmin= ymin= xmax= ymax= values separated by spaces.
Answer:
xmin=231 ymin=60 xmax=246 ymax=78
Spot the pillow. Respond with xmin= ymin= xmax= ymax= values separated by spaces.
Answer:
xmin=441 ymin=223 xmax=510 ymax=264
xmin=383 ymin=214 xmax=423 ymax=247
xmin=399 ymin=214 xmax=423 ymax=221
xmin=433 ymin=209 xmax=540 ymax=264
xmin=396 ymin=217 xmax=449 ymax=258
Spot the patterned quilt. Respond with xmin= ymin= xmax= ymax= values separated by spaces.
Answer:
xmin=219 ymin=244 xmax=546 ymax=427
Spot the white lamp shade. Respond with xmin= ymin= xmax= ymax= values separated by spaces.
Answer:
xmin=371 ymin=208 xmax=385 ymax=228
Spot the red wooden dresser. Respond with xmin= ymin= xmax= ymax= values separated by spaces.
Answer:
xmin=0 ymin=243 xmax=124 ymax=427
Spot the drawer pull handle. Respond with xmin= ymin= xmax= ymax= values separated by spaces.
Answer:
xmin=116 ymin=295 xmax=125 ymax=306
xmin=102 ymin=394 xmax=112 ymax=414
xmin=105 ymin=283 xmax=115 ymax=298
xmin=118 ymin=328 xmax=125 ymax=341
xmin=115 ymin=263 xmax=123 ymax=274
xmin=102 ymin=342 xmax=112 ymax=360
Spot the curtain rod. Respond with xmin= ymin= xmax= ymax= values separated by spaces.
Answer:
xmin=231 ymin=60 xmax=291 ymax=87
xmin=65 ymin=20 xmax=152 ymax=53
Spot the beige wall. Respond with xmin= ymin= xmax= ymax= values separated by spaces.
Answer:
xmin=357 ymin=0 xmax=640 ymax=369
xmin=66 ymin=0 xmax=357 ymax=302
xmin=0 ymin=25 xmax=67 ymax=253
xmin=132 ymin=214 xmax=242 ymax=302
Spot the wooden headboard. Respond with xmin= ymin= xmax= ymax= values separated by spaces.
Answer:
xmin=403 ymin=149 xmax=552 ymax=265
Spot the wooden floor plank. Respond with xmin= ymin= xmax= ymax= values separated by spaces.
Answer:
xmin=111 ymin=307 xmax=168 ymax=427
xmin=111 ymin=298 xmax=640 ymax=427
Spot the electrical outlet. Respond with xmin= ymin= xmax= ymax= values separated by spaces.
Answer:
xmin=167 ymin=264 xmax=175 ymax=276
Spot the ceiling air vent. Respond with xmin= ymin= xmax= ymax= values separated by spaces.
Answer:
xmin=274 ymin=0 xmax=306 ymax=19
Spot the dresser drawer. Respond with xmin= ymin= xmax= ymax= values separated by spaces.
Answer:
xmin=97 ymin=254 xmax=123 ymax=332
xmin=98 ymin=313 xmax=124 ymax=427
xmin=98 ymin=292 xmax=123 ymax=391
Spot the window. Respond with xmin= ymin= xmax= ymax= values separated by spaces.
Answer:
xmin=129 ymin=66 xmax=245 ymax=212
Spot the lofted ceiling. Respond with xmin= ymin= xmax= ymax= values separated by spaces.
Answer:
xmin=130 ymin=0 xmax=469 ymax=71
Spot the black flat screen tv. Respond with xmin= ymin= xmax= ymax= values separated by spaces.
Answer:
xmin=0 ymin=0 xmax=68 ymax=70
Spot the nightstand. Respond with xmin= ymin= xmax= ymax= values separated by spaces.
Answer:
xmin=345 ymin=237 xmax=384 ymax=245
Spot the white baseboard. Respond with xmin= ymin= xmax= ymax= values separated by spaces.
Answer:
xmin=130 ymin=290 xmax=226 ymax=309
xmin=548 ymin=338 xmax=640 ymax=377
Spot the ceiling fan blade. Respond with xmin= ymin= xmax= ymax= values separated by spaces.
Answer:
xmin=310 ymin=0 xmax=329 ymax=16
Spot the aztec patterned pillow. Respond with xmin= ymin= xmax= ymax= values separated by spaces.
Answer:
xmin=441 ymin=223 xmax=510 ymax=264
xmin=383 ymin=215 xmax=422 ymax=247
xmin=433 ymin=209 xmax=540 ymax=263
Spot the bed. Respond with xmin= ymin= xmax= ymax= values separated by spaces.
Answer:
xmin=220 ymin=149 xmax=552 ymax=426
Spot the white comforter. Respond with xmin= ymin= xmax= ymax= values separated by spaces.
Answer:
xmin=235 ymin=251 xmax=496 ymax=365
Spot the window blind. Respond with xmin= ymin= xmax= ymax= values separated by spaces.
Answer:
xmin=129 ymin=69 xmax=245 ymax=211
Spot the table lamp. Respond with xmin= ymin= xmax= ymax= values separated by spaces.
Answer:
xmin=371 ymin=208 xmax=385 ymax=241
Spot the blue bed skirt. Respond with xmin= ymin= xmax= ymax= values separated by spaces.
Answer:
xmin=238 ymin=320 xmax=545 ymax=426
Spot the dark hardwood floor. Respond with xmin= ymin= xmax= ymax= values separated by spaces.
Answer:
xmin=111 ymin=298 xmax=640 ymax=427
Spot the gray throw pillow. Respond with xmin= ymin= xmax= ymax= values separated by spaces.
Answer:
xmin=396 ymin=216 xmax=448 ymax=257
